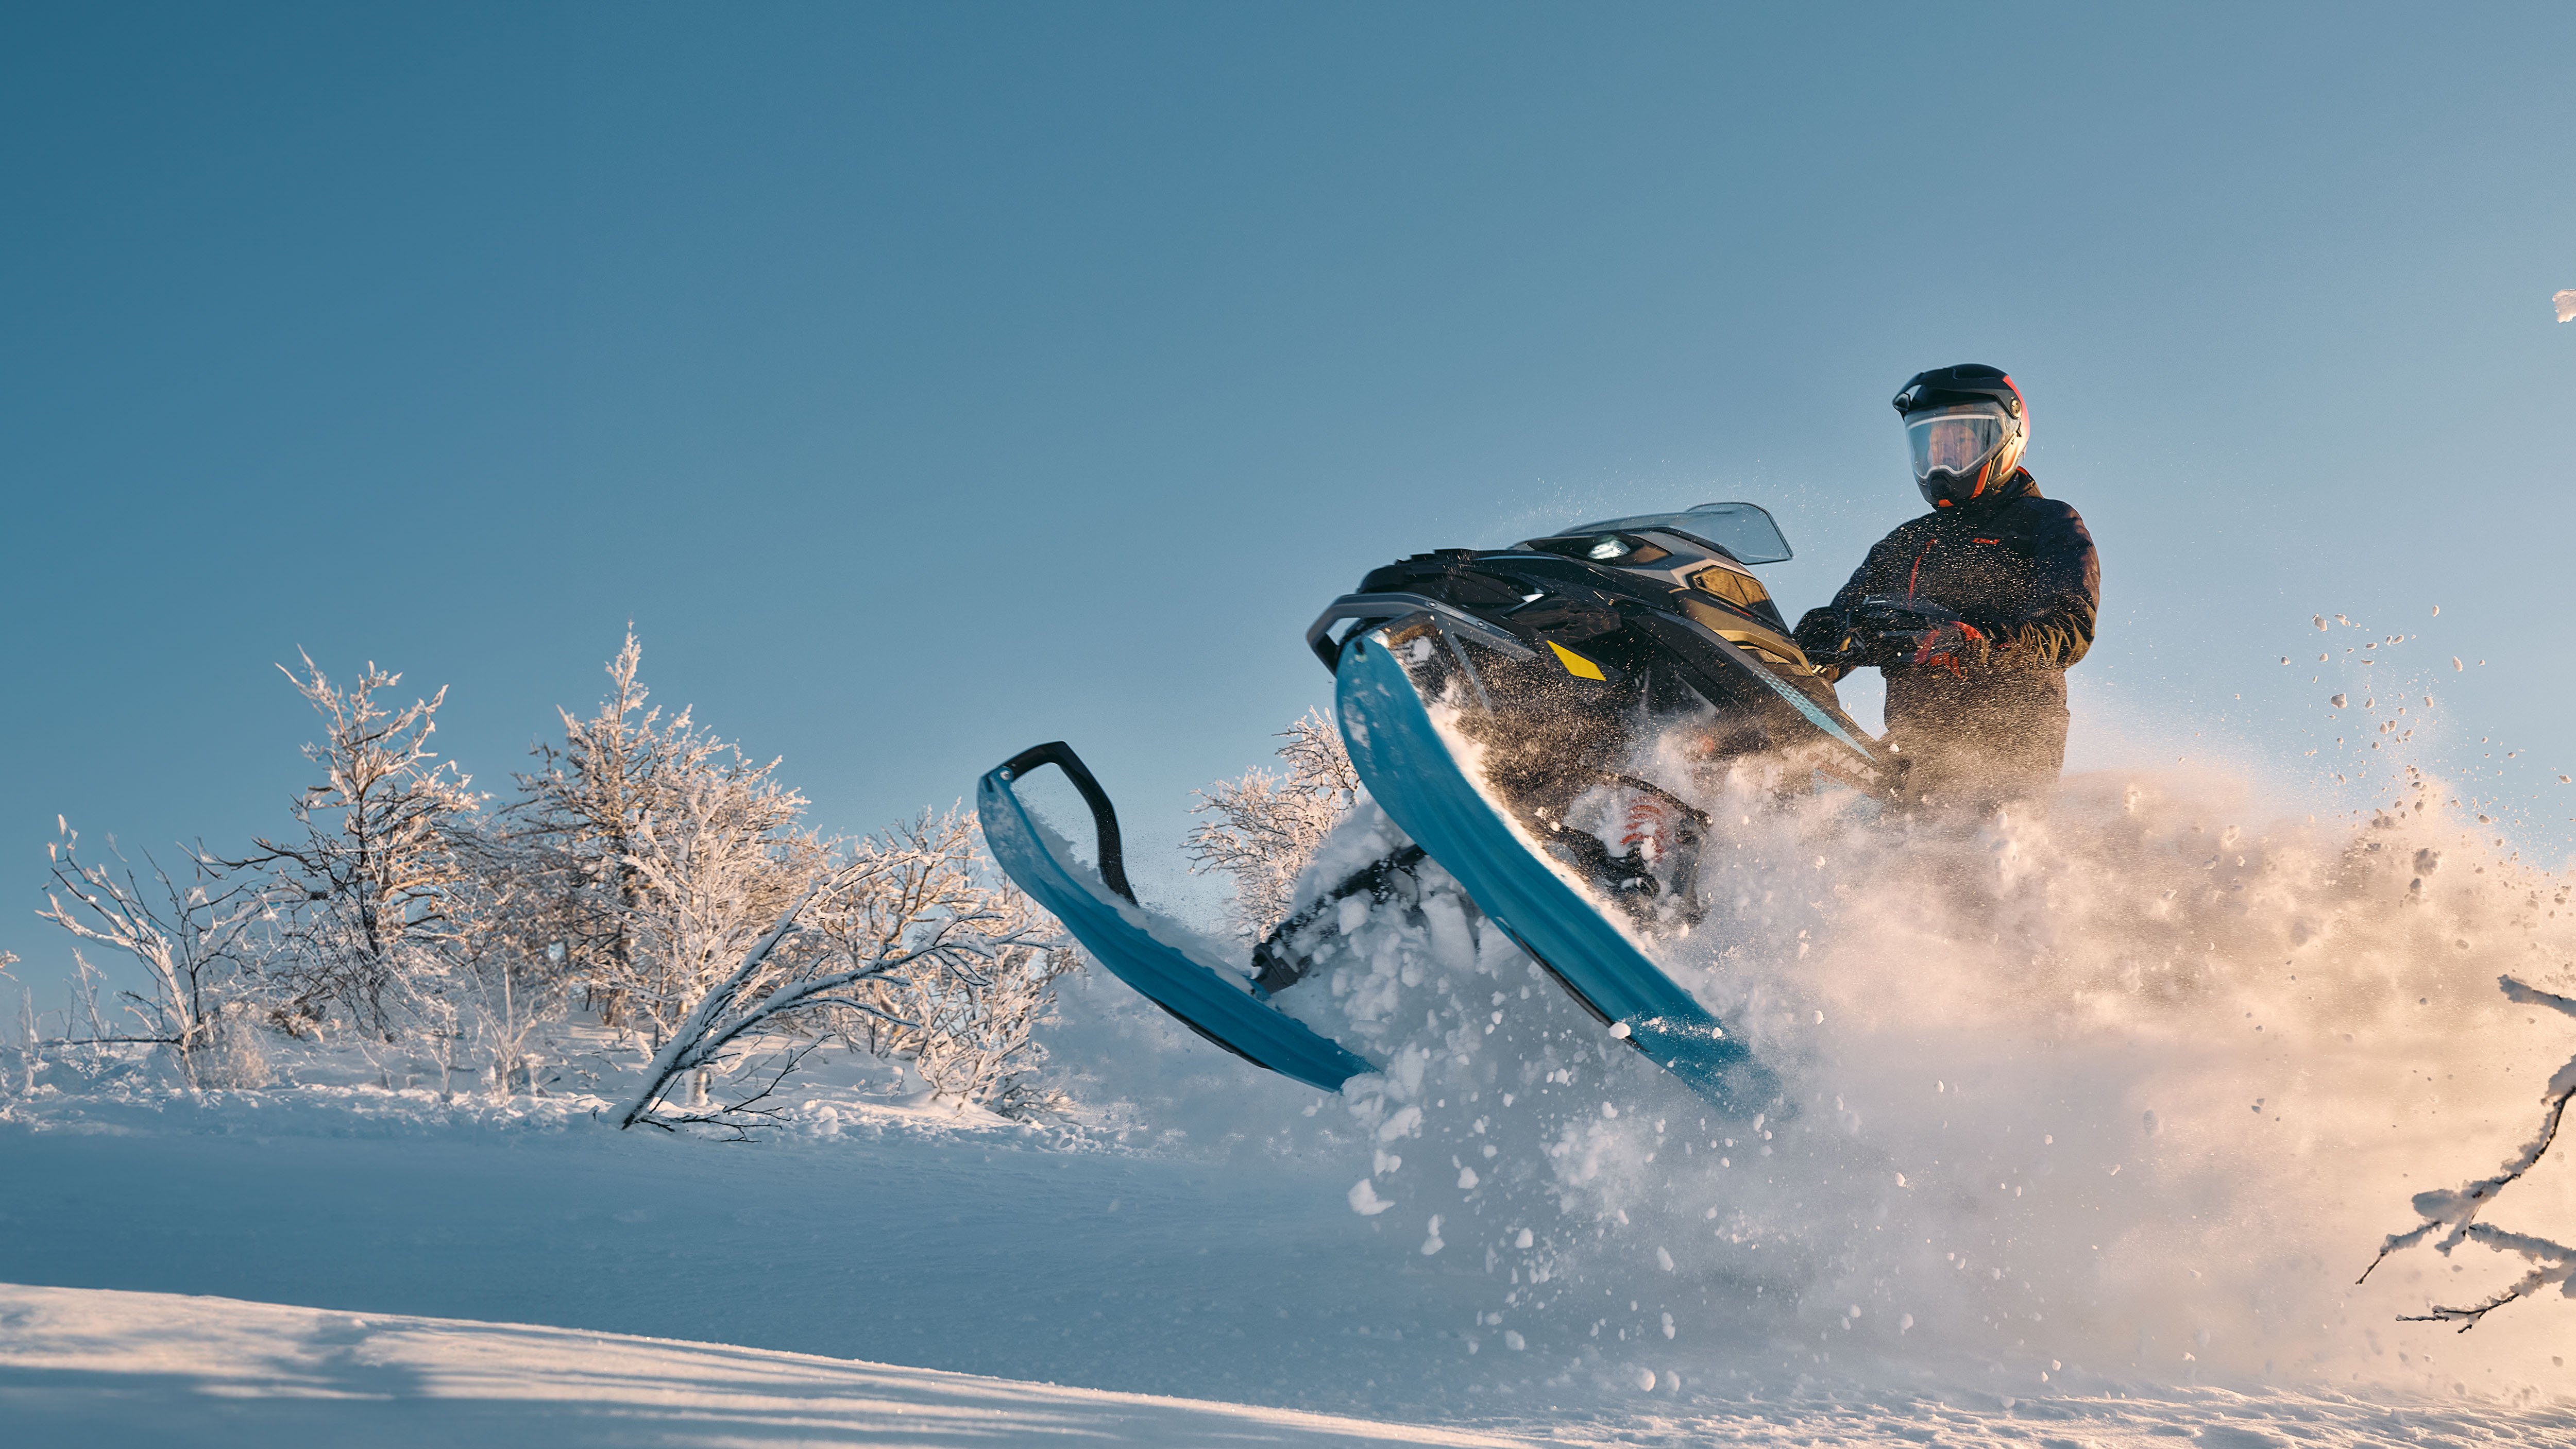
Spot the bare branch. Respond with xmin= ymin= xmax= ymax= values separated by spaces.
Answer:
xmin=2364 ymin=974 xmax=2576 ymax=1328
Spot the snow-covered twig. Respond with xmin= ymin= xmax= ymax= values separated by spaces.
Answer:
xmin=2362 ymin=974 xmax=2576 ymax=1329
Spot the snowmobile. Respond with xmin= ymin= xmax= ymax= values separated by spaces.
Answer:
xmin=978 ymin=502 xmax=1886 ymax=1114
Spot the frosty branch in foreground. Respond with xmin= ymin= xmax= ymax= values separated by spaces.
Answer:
xmin=2359 ymin=974 xmax=2576 ymax=1329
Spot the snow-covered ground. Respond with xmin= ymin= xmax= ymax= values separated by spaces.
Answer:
xmin=9 ymin=752 xmax=2576 ymax=1444
xmin=2 ymin=1048 xmax=2570 ymax=1444
xmin=0 ymin=1284 xmax=1533 ymax=1448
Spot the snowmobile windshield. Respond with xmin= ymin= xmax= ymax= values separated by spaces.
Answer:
xmin=1557 ymin=501 xmax=1791 ymax=565
xmin=1906 ymin=405 xmax=2011 ymax=482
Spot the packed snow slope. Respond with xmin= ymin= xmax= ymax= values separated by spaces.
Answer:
xmin=10 ymin=1285 xmax=2571 ymax=1449
xmin=0 ymin=1283 xmax=1535 ymax=1448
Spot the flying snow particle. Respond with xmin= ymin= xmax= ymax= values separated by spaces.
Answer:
xmin=1347 ymin=1179 xmax=1395 ymax=1216
xmin=2431 ymin=604 xmax=2441 ymax=616
xmin=1420 ymin=1214 xmax=1445 ymax=1255
xmin=1503 ymin=1330 xmax=1526 ymax=1350
xmin=1635 ymin=1369 xmax=1657 ymax=1391
xmin=1515 ymin=1227 xmax=1534 ymax=1249
xmin=2330 ymin=694 xmax=2347 ymax=708
xmin=2560 ymin=775 xmax=2570 ymax=784
xmin=1656 ymin=1245 xmax=1675 ymax=1271
xmin=2454 ymin=657 xmax=2465 ymax=671
xmin=2557 ymin=289 xmax=2576 ymax=323
xmin=2312 ymin=615 xmax=2327 ymax=630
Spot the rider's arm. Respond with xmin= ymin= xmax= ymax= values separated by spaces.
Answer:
xmin=1978 ymin=506 xmax=2099 ymax=673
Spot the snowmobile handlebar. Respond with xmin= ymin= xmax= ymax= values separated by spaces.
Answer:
xmin=992 ymin=742 xmax=1137 ymax=906
xmin=1802 ymin=596 xmax=1967 ymax=667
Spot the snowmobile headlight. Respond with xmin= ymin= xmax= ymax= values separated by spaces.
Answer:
xmin=1585 ymin=535 xmax=1632 ymax=561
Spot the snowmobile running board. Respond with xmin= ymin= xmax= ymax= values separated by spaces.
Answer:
xmin=977 ymin=742 xmax=1377 ymax=1094
xmin=1334 ymin=624 xmax=1775 ymax=1116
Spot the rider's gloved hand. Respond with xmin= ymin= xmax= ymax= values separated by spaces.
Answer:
xmin=1909 ymin=620 xmax=1986 ymax=676
xmin=1792 ymin=606 xmax=1849 ymax=658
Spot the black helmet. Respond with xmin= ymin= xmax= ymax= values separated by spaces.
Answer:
xmin=1892 ymin=363 xmax=2027 ymax=510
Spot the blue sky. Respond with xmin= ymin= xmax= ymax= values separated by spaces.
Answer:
xmin=4 ymin=3 xmax=2571 ymax=989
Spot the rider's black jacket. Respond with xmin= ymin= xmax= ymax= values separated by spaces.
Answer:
xmin=1793 ymin=470 xmax=2099 ymax=798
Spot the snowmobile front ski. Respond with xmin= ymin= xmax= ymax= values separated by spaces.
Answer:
xmin=1333 ymin=624 xmax=1780 ymax=1115
xmin=977 ymin=742 xmax=1376 ymax=1094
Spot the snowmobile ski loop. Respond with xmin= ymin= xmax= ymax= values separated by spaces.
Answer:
xmin=994 ymin=741 xmax=1137 ymax=904
xmin=978 ymin=743 xmax=1377 ymax=1094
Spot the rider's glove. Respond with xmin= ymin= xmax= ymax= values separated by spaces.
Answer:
xmin=1908 ymin=620 xmax=1987 ymax=677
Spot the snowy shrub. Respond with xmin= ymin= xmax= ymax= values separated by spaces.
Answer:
xmin=20 ymin=631 xmax=1081 ymax=1122
xmin=614 ymin=808 xmax=1071 ymax=1132
xmin=236 ymin=655 xmax=482 ymax=1038
xmin=1185 ymin=709 xmax=1359 ymax=939
xmin=39 ymin=826 xmax=273 ymax=1087
xmin=505 ymin=630 xmax=818 ymax=1041
xmin=817 ymin=813 xmax=1076 ymax=1118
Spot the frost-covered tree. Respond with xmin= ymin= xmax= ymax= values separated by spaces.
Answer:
xmin=508 ymin=631 xmax=673 ymax=1028
xmin=239 ymin=655 xmax=482 ymax=1036
xmin=510 ymin=631 xmax=815 ymax=1044
xmin=1184 ymin=709 xmax=1360 ymax=938
xmin=820 ymin=813 xmax=1075 ymax=1116
xmin=612 ymin=756 xmax=820 ymax=1048
xmin=614 ymin=811 xmax=1068 ymax=1131
xmin=38 ymin=824 xmax=272 ymax=1085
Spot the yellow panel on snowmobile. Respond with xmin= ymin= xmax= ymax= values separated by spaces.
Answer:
xmin=1547 ymin=640 xmax=1606 ymax=680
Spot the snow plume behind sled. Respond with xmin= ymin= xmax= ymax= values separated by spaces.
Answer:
xmin=1251 ymin=748 xmax=2576 ymax=1401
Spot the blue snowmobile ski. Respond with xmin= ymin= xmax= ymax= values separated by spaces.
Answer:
xmin=977 ymin=742 xmax=1376 ymax=1093
xmin=1333 ymin=626 xmax=1765 ymax=1111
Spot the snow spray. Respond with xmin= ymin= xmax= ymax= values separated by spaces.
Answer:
xmin=1253 ymin=731 xmax=2576 ymax=1403
xmin=1034 ymin=640 xmax=2576 ymax=1405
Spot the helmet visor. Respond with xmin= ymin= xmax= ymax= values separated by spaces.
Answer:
xmin=1906 ymin=406 xmax=2010 ymax=481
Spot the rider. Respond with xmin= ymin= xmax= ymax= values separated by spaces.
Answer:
xmin=1793 ymin=364 xmax=2100 ymax=808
